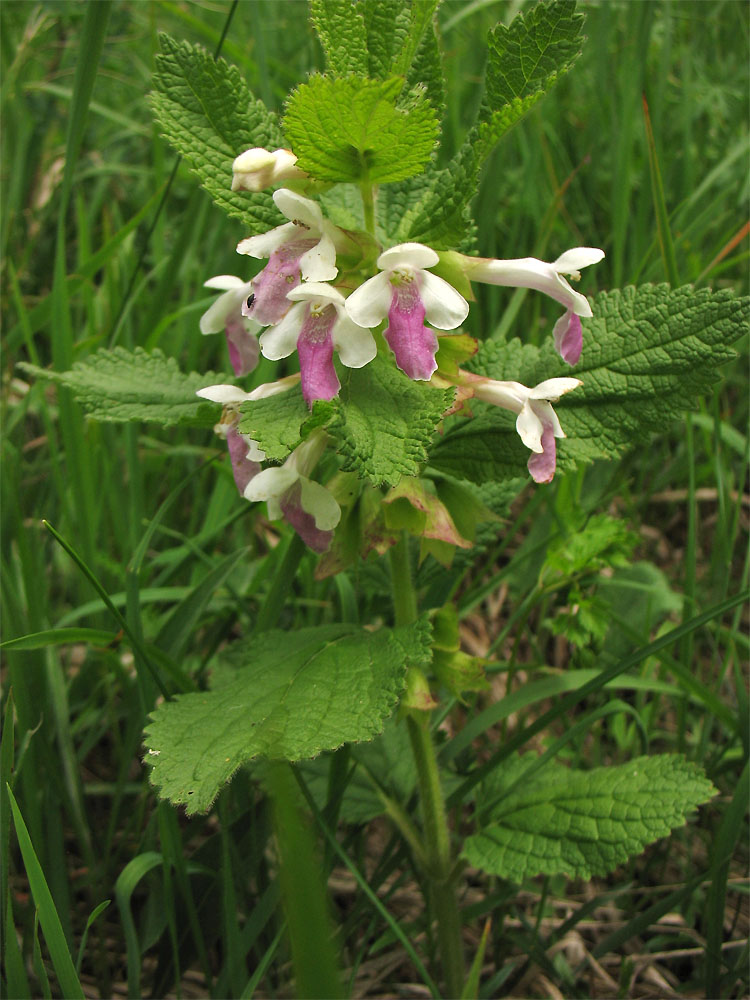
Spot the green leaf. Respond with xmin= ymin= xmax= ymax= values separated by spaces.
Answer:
xmin=283 ymin=75 xmax=439 ymax=184
xmin=431 ymin=285 xmax=749 ymax=484
xmin=464 ymin=754 xmax=716 ymax=882
xmin=237 ymin=389 xmax=330 ymax=462
xmin=397 ymin=0 xmax=584 ymax=247
xmin=151 ymin=34 xmax=284 ymax=233
xmin=145 ymin=623 xmax=425 ymax=814
xmin=333 ymin=355 xmax=455 ymax=486
xmin=310 ymin=0 xmax=369 ymax=77
xmin=19 ymin=348 xmax=229 ymax=428
xmin=476 ymin=0 xmax=584 ymax=161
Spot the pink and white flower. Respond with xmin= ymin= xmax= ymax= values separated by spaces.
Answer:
xmin=244 ymin=431 xmax=340 ymax=553
xmin=460 ymin=248 xmax=605 ymax=365
xmin=196 ymin=378 xmax=298 ymax=492
xmin=345 ymin=243 xmax=469 ymax=381
xmin=200 ymin=274 xmax=261 ymax=376
xmin=236 ymin=189 xmax=344 ymax=326
xmin=231 ymin=147 xmax=305 ymax=192
xmin=259 ymin=283 xmax=376 ymax=408
xmin=472 ymin=376 xmax=582 ymax=483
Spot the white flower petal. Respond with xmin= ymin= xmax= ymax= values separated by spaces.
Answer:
xmin=244 ymin=465 xmax=298 ymax=502
xmin=529 ymin=377 xmax=582 ymax=401
xmin=553 ymin=247 xmax=605 ymax=273
xmin=245 ymin=439 xmax=266 ymax=462
xmin=196 ymin=384 xmax=253 ymax=404
xmin=287 ymin=282 xmax=346 ymax=307
xmin=473 ymin=380 xmax=525 ymax=412
xmin=299 ymin=230 xmax=338 ymax=282
xmin=555 ymin=276 xmax=593 ymax=317
xmin=418 ymin=270 xmax=470 ymax=330
xmin=237 ymin=222 xmax=297 ymax=258
xmin=203 ymin=274 xmax=246 ymax=290
xmin=332 ymin=314 xmax=377 ymax=368
xmin=531 ymin=399 xmax=565 ymax=439
xmin=299 ymin=476 xmax=341 ymax=530
xmin=247 ymin=376 xmax=298 ymax=400
xmin=344 ymin=271 xmax=393 ymax=328
xmin=200 ymin=289 xmax=240 ymax=335
xmin=516 ymin=401 xmax=544 ymax=452
xmin=273 ymin=188 xmax=324 ymax=230
xmin=266 ymin=497 xmax=282 ymax=519
xmin=259 ymin=303 xmax=305 ymax=360
xmin=377 ymin=242 xmax=439 ymax=271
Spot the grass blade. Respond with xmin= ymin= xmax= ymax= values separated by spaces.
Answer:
xmin=6 ymin=785 xmax=84 ymax=1000
xmin=448 ymin=589 xmax=749 ymax=806
xmin=704 ymin=760 xmax=749 ymax=998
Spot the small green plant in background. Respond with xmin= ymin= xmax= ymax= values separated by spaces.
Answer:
xmin=3 ymin=1 xmax=748 ymax=997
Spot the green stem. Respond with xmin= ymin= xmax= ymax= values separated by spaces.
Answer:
xmin=388 ymin=534 xmax=418 ymax=627
xmin=360 ymin=181 xmax=376 ymax=239
xmin=406 ymin=714 xmax=465 ymax=998
xmin=388 ymin=535 xmax=465 ymax=996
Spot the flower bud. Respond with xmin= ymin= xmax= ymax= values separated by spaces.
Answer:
xmin=231 ymin=147 xmax=304 ymax=191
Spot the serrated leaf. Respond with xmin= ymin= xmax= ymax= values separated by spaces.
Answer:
xmin=332 ymin=355 xmax=455 ymax=486
xmin=19 ymin=348 xmax=229 ymax=428
xmin=236 ymin=389 xmax=334 ymax=462
xmin=463 ymin=755 xmax=716 ymax=882
xmin=398 ymin=0 xmax=584 ymax=247
xmin=475 ymin=0 xmax=584 ymax=160
xmin=145 ymin=623 xmax=423 ymax=814
xmin=310 ymin=0 xmax=369 ymax=76
xmin=283 ymin=75 xmax=439 ymax=184
xmin=430 ymin=285 xmax=749 ymax=484
xmin=150 ymin=34 xmax=284 ymax=233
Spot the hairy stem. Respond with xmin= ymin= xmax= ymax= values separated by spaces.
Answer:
xmin=388 ymin=534 xmax=465 ymax=996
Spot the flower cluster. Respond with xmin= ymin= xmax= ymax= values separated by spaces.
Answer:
xmin=199 ymin=147 xmax=604 ymax=550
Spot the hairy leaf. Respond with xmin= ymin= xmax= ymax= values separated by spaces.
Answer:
xmin=333 ymin=355 xmax=455 ymax=486
xmin=464 ymin=754 xmax=716 ymax=882
xmin=151 ymin=34 xmax=284 ymax=232
xmin=19 ymin=348 xmax=228 ymax=428
xmin=398 ymin=0 xmax=584 ymax=247
xmin=145 ymin=623 xmax=427 ymax=814
xmin=237 ymin=391 xmax=334 ymax=462
xmin=430 ymin=285 xmax=748 ymax=483
xmin=283 ymin=75 xmax=439 ymax=184
xmin=310 ymin=0 xmax=369 ymax=77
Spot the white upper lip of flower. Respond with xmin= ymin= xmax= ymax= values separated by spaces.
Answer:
xmin=195 ymin=378 xmax=296 ymax=406
xmin=200 ymin=275 xmax=259 ymax=336
xmin=243 ymin=433 xmax=341 ymax=531
xmin=345 ymin=241 xmax=470 ymax=331
xmin=235 ymin=188 xmax=340 ymax=283
xmin=231 ymin=148 xmax=301 ymax=192
xmin=474 ymin=376 xmax=582 ymax=452
xmin=462 ymin=247 xmax=604 ymax=318
xmin=259 ymin=282 xmax=376 ymax=370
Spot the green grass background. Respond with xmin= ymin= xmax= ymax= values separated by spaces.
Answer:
xmin=2 ymin=1 xmax=748 ymax=997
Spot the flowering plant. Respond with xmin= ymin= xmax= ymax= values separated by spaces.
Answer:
xmin=21 ymin=1 xmax=747 ymax=994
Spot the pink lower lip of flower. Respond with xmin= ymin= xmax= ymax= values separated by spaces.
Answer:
xmin=553 ymin=311 xmax=583 ymax=366
xmin=226 ymin=427 xmax=261 ymax=495
xmin=384 ymin=284 xmax=438 ymax=381
xmin=248 ymin=238 xmax=318 ymax=326
xmin=224 ymin=315 xmax=260 ymax=376
xmin=279 ymin=479 xmax=334 ymax=553
xmin=527 ymin=425 xmax=557 ymax=483
xmin=297 ymin=306 xmax=341 ymax=407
